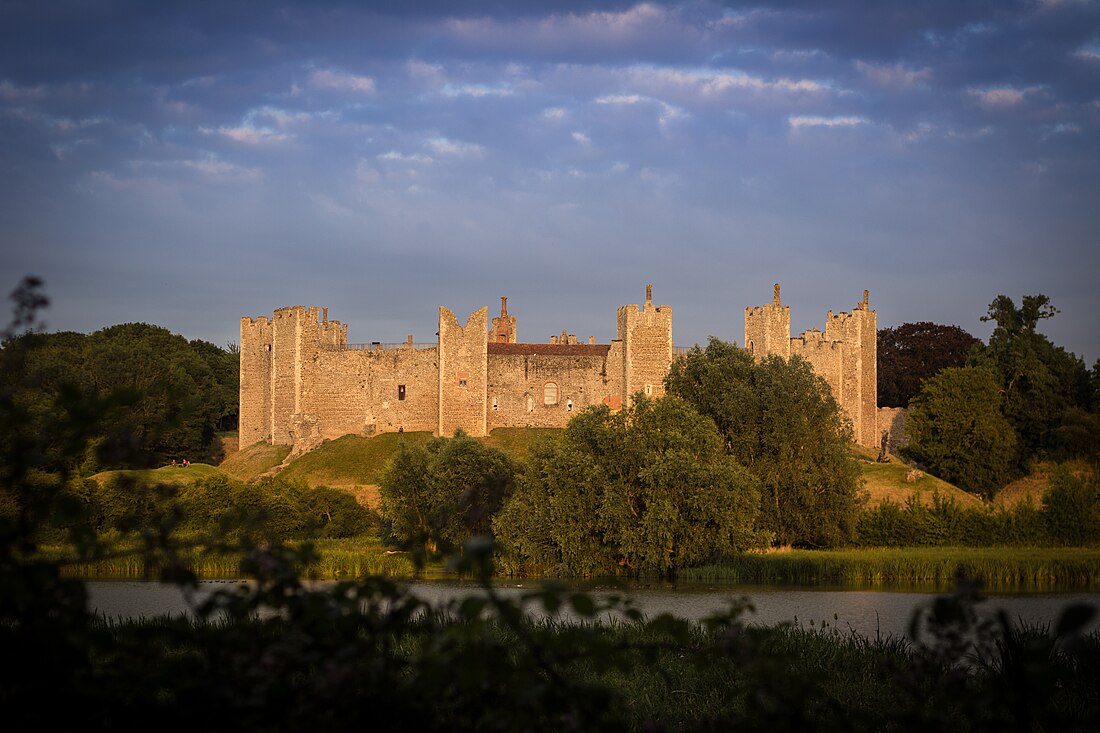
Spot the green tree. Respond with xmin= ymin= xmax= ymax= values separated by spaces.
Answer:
xmin=877 ymin=322 xmax=981 ymax=408
xmin=495 ymin=397 xmax=762 ymax=577
xmin=665 ymin=339 xmax=864 ymax=547
xmin=902 ymin=366 xmax=1018 ymax=497
xmin=974 ymin=294 xmax=1090 ymax=463
xmin=379 ymin=431 xmax=518 ymax=556
xmin=189 ymin=338 xmax=240 ymax=433
xmin=0 ymin=320 xmax=239 ymax=470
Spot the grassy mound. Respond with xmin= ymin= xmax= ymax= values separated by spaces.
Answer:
xmin=219 ymin=441 xmax=292 ymax=482
xmin=279 ymin=432 xmax=434 ymax=489
xmin=859 ymin=457 xmax=982 ymax=509
xmin=994 ymin=460 xmax=1095 ymax=507
xmin=90 ymin=463 xmax=227 ymax=486
xmin=483 ymin=427 xmax=561 ymax=460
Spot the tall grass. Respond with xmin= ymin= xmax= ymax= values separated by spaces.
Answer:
xmin=58 ymin=537 xmax=419 ymax=580
xmin=681 ymin=547 xmax=1100 ymax=588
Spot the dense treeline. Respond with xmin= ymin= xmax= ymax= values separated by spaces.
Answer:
xmin=68 ymin=474 xmax=377 ymax=545
xmin=890 ymin=295 xmax=1100 ymax=496
xmin=878 ymin=322 xmax=982 ymax=408
xmin=0 ymin=293 xmax=238 ymax=471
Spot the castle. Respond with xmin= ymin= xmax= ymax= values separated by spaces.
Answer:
xmin=239 ymin=284 xmax=878 ymax=453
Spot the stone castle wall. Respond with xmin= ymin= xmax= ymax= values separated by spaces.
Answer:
xmin=746 ymin=285 xmax=878 ymax=448
xmin=877 ymin=407 xmax=909 ymax=453
xmin=486 ymin=344 xmax=620 ymax=430
xmin=242 ymin=283 xmax=879 ymax=452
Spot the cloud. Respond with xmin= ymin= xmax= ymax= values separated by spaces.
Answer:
xmin=442 ymin=3 xmax=697 ymax=57
xmin=593 ymin=92 xmax=687 ymax=128
xmin=425 ymin=137 xmax=484 ymax=157
xmin=571 ymin=131 xmax=591 ymax=145
xmin=611 ymin=65 xmax=832 ymax=107
xmin=178 ymin=158 xmax=260 ymax=181
xmin=440 ymin=83 xmax=513 ymax=98
xmin=200 ymin=124 xmax=290 ymax=145
xmin=309 ymin=68 xmax=376 ymax=95
xmin=855 ymin=61 xmax=932 ymax=89
xmin=968 ymin=86 xmax=1044 ymax=107
xmin=595 ymin=94 xmax=645 ymax=105
xmin=377 ymin=151 xmax=433 ymax=164
xmin=543 ymin=107 xmax=568 ymax=120
xmin=788 ymin=115 xmax=868 ymax=129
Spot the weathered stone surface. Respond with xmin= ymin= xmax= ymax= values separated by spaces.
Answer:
xmin=242 ymin=283 xmax=879 ymax=452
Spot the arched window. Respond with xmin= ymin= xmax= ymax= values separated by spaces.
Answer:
xmin=543 ymin=382 xmax=559 ymax=406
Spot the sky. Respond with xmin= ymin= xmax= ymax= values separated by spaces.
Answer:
xmin=1 ymin=1 xmax=1098 ymax=363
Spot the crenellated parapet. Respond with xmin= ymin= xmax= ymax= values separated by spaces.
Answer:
xmin=744 ymin=283 xmax=791 ymax=360
xmin=242 ymin=281 xmax=877 ymax=454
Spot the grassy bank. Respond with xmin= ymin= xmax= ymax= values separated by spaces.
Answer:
xmin=57 ymin=537 xmax=421 ymax=580
xmin=60 ymin=540 xmax=1100 ymax=589
xmin=682 ymin=546 xmax=1100 ymax=588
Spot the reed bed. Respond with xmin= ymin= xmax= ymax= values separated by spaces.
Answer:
xmin=681 ymin=547 xmax=1100 ymax=588
xmin=57 ymin=538 xmax=420 ymax=580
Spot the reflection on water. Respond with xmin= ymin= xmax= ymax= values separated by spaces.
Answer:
xmin=86 ymin=579 xmax=1100 ymax=639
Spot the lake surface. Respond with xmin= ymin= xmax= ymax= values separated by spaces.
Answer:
xmin=86 ymin=579 xmax=1100 ymax=639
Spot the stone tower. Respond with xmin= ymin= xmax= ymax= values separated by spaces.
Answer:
xmin=616 ymin=284 xmax=673 ymax=406
xmin=438 ymin=306 xmax=489 ymax=437
xmin=744 ymin=283 xmax=791 ymax=359
xmin=239 ymin=306 xmax=347 ymax=448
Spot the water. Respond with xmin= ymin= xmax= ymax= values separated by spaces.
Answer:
xmin=86 ymin=579 xmax=1100 ymax=639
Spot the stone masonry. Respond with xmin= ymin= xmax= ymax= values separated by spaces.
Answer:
xmin=745 ymin=284 xmax=878 ymax=448
xmin=241 ymin=284 xmax=879 ymax=452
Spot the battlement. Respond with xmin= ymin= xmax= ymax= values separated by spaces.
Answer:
xmin=793 ymin=329 xmax=842 ymax=350
xmin=241 ymin=281 xmax=877 ymax=452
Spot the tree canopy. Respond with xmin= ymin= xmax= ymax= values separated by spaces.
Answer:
xmin=0 ymin=321 xmax=238 ymax=470
xmin=379 ymin=431 xmax=519 ymax=556
xmin=901 ymin=366 xmax=1018 ymax=498
xmin=971 ymin=294 xmax=1091 ymax=464
xmin=493 ymin=396 xmax=762 ymax=577
xmin=664 ymin=339 xmax=864 ymax=548
xmin=877 ymin=322 xmax=981 ymax=408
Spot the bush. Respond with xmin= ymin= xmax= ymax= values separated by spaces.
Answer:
xmin=1043 ymin=467 xmax=1100 ymax=546
xmin=856 ymin=472 xmax=1097 ymax=548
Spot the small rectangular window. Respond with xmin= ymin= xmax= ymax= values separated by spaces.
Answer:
xmin=398 ymin=384 xmax=406 ymax=401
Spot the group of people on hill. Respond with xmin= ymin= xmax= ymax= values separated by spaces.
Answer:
xmin=169 ymin=458 xmax=190 ymax=468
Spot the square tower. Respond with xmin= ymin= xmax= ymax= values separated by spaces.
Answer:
xmin=744 ymin=283 xmax=791 ymax=359
xmin=616 ymin=284 xmax=673 ymax=406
